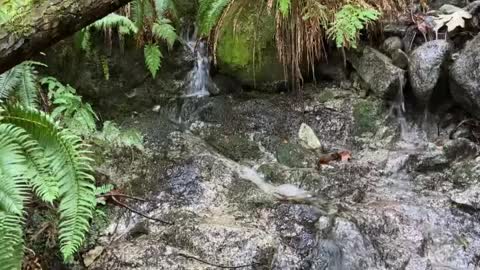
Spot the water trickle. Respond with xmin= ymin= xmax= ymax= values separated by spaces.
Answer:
xmin=184 ymin=40 xmax=211 ymax=98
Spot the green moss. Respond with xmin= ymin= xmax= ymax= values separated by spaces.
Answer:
xmin=216 ymin=0 xmax=284 ymax=87
xmin=353 ymin=98 xmax=382 ymax=136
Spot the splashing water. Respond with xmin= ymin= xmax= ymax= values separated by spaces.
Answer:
xmin=184 ymin=40 xmax=211 ymax=98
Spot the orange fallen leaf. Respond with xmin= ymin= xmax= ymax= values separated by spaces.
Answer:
xmin=338 ymin=150 xmax=352 ymax=162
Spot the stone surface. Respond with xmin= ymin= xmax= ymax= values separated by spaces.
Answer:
xmin=349 ymin=46 xmax=406 ymax=99
xmin=450 ymin=33 xmax=480 ymax=118
xmin=391 ymin=49 xmax=409 ymax=69
xmin=87 ymin=84 xmax=480 ymax=270
xmin=381 ymin=36 xmax=403 ymax=56
xmin=409 ymin=40 xmax=451 ymax=104
xmin=298 ymin=123 xmax=322 ymax=150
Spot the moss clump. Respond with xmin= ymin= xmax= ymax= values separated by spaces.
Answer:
xmin=216 ymin=0 xmax=284 ymax=87
xmin=353 ymin=98 xmax=382 ymax=136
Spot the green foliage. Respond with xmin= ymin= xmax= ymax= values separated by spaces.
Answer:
xmin=96 ymin=121 xmax=144 ymax=151
xmin=41 ymin=77 xmax=98 ymax=136
xmin=0 ymin=61 xmax=46 ymax=109
xmin=327 ymin=4 xmax=381 ymax=48
xmin=278 ymin=0 xmax=292 ymax=17
xmin=88 ymin=13 xmax=138 ymax=34
xmin=152 ymin=18 xmax=178 ymax=49
xmin=198 ymin=0 xmax=232 ymax=35
xmin=144 ymin=43 xmax=163 ymax=78
xmin=0 ymin=105 xmax=96 ymax=267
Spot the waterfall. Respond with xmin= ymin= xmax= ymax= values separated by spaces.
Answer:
xmin=185 ymin=41 xmax=211 ymax=97
xmin=181 ymin=26 xmax=211 ymax=98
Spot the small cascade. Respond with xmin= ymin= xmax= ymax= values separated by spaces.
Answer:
xmin=181 ymin=26 xmax=211 ymax=98
xmin=185 ymin=41 xmax=211 ymax=97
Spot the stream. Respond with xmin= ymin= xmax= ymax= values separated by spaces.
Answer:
xmin=78 ymin=32 xmax=480 ymax=270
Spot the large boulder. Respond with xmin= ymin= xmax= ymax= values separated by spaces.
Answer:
xmin=348 ymin=46 xmax=406 ymax=99
xmin=409 ymin=40 xmax=451 ymax=104
xmin=216 ymin=0 xmax=284 ymax=88
xmin=450 ymin=33 xmax=480 ymax=118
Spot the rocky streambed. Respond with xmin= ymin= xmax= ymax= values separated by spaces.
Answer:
xmin=82 ymin=82 xmax=480 ymax=270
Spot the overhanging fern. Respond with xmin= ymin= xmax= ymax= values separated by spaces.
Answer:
xmin=327 ymin=4 xmax=380 ymax=48
xmin=198 ymin=0 xmax=232 ymax=35
xmin=0 ymin=105 xmax=96 ymax=265
xmin=152 ymin=18 xmax=177 ymax=49
xmin=144 ymin=43 xmax=162 ymax=78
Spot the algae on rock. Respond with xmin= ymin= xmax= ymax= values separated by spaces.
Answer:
xmin=216 ymin=0 xmax=284 ymax=88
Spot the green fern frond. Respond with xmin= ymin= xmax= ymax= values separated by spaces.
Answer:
xmin=89 ymin=13 xmax=138 ymax=34
xmin=154 ymin=0 xmax=178 ymax=18
xmin=278 ymin=0 xmax=291 ymax=17
xmin=0 ymin=211 xmax=24 ymax=270
xmin=132 ymin=0 xmax=146 ymax=29
xmin=152 ymin=18 xmax=177 ymax=49
xmin=144 ymin=43 xmax=162 ymax=78
xmin=198 ymin=0 xmax=232 ymax=35
xmin=327 ymin=4 xmax=380 ymax=48
xmin=0 ymin=105 xmax=96 ymax=261
xmin=0 ymin=128 xmax=29 ymax=215
xmin=15 ymin=62 xmax=39 ymax=108
xmin=0 ymin=66 xmax=21 ymax=99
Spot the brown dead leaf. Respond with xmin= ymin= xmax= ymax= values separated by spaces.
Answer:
xmin=339 ymin=150 xmax=352 ymax=162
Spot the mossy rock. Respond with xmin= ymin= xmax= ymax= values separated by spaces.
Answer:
xmin=352 ymin=98 xmax=383 ymax=136
xmin=206 ymin=134 xmax=261 ymax=162
xmin=216 ymin=0 xmax=284 ymax=88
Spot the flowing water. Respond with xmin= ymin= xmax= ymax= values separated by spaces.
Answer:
xmin=183 ymin=35 xmax=211 ymax=98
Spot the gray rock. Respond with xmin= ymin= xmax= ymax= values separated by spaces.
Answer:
xmin=430 ymin=0 xmax=468 ymax=9
xmin=409 ymin=40 xmax=451 ymax=104
xmin=443 ymin=138 xmax=479 ymax=162
xmin=381 ymin=36 xmax=403 ymax=56
xmin=391 ymin=49 xmax=409 ymax=69
xmin=349 ymin=46 xmax=406 ymax=99
xmin=450 ymin=33 xmax=480 ymax=118
xmin=298 ymin=123 xmax=322 ymax=149
xmin=450 ymin=184 xmax=480 ymax=210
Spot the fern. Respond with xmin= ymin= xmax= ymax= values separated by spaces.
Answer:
xmin=0 ymin=67 xmax=20 ymax=99
xmin=0 ymin=61 xmax=46 ymax=109
xmin=15 ymin=62 xmax=42 ymax=108
xmin=41 ymin=77 xmax=98 ymax=136
xmin=155 ymin=0 xmax=178 ymax=19
xmin=144 ymin=43 xmax=162 ymax=78
xmin=96 ymin=121 xmax=144 ymax=151
xmin=88 ymin=13 xmax=138 ymax=34
xmin=0 ymin=105 xmax=96 ymax=261
xmin=327 ymin=4 xmax=380 ymax=48
xmin=198 ymin=0 xmax=232 ymax=35
xmin=152 ymin=18 xmax=177 ymax=49
xmin=278 ymin=0 xmax=291 ymax=17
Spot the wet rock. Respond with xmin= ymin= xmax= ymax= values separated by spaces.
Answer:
xmin=348 ymin=46 xmax=406 ymax=99
xmin=443 ymin=138 xmax=479 ymax=162
xmin=430 ymin=0 xmax=468 ymax=9
xmin=409 ymin=40 xmax=451 ymax=104
xmin=450 ymin=184 xmax=480 ymax=210
xmin=206 ymin=134 xmax=261 ymax=162
xmin=275 ymin=143 xmax=316 ymax=168
xmin=450 ymin=33 xmax=480 ymax=118
xmin=298 ymin=123 xmax=322 ymax=150
xmin=391 ymin=49 xmax=409 ymax=69
xmin=381 ymin=36 xmax=403 ymax=56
